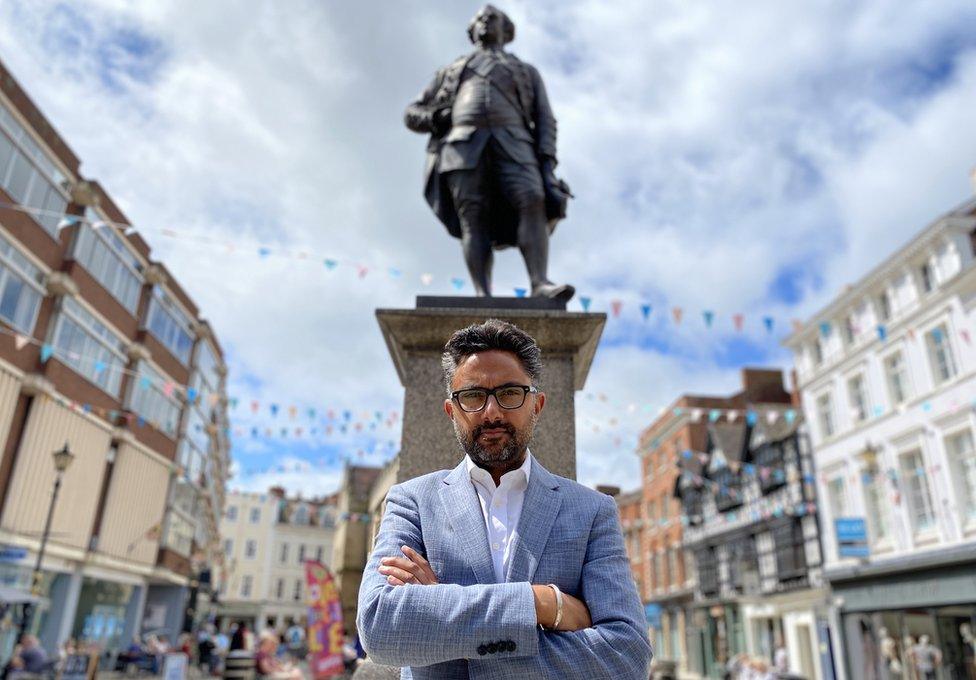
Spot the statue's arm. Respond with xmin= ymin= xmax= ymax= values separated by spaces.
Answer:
xmin=530 ymin=65 xmax=558 ymax=163
xmin=404 ymin=71 xmax=445 ymax=134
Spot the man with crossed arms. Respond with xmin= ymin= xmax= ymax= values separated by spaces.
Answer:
xmin=358 ymin=319 xmax=652 ymax=678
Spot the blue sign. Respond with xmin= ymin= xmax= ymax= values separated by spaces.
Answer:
xmin=644 ymin=603 xmax=662 ymax=628
xmin=835 ymin=517 xmax=869 ymax=558
xmin=0 ymin=545 xmax=27 ymax=562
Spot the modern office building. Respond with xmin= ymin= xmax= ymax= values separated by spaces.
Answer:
xmin=0 ymin=57 xmax=231 ymax=659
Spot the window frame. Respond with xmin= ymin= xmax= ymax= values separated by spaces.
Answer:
xmin=0 ymin=230 xmax=45 ymax=334
xmin=50 ymin=296 xmax=128 ymax=397
xmin=71 ymin=215 xmax=144 ymax=314
xmin=899 ymin=449 xmax=937 ymax=536
xmin=145 ymin=286 xmax=195 ymax=365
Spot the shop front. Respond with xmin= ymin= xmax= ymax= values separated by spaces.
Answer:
xmin=740 ymin=588 xmax=835 ymax=680
xmin=686 ymin=603 xmax=745 ymax=678
xmin=833 ymin=561 xmax=976 ymax=680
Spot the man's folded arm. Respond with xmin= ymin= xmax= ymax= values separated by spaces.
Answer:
xmin=357 ymin=483 xmax=541 ymax=667
xmin=532 ymin=494 xmax=653 ymax=679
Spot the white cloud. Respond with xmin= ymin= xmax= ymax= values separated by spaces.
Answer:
xmin=2 ymin=0 xmax=974 ymax=495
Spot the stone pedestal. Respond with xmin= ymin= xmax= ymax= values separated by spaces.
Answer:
xmin=376 ymin=297 xmax=605 ymax=483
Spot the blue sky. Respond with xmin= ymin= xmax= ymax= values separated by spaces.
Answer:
xmin=2 ymin=1 xmax=976 ymax=494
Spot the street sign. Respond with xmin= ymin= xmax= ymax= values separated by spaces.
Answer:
xmin=644 ymin=603 xmax=662 ymax=628
xmin=0 ymin=545 xmax=27 ymax=562
xmin=835 ymin=517 xmax=869 ymax=558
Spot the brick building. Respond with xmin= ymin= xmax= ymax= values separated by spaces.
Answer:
xmin=0 ymin=57 xmax=230 ymax=658
xmin=634 ymin=368 xmax=792 ymax=677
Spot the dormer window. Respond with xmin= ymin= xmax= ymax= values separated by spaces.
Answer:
xmin=877 ymin=291 xmax=891 ymax=322
xmin=919 ymin=262 xmax=934 ymax=294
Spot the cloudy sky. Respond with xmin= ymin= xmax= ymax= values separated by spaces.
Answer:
xmin=2 ymin=1 xmax=975 ymax=496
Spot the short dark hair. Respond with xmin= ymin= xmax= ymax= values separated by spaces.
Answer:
xmin=467 ymin=5 xmax=515 ymax=45
xmin=442 ymin=319 xmax=542 ymax=392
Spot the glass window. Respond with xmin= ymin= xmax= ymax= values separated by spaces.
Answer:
xmin=298 ymin=544 xmax=306 ymax=563
xmin=241 ymin=575 xmax=252 ymax=598
xmin=163 ymin=510 xmax=193 ymax=557
xmin=275 ymin=578 xmax=284 ymax=600
xmin=223 ymin=539 xmax=233 ymax=556
xmin=293 ymin=579 xmax=302 ymax=602
xmin=696 ymin=547 xmax=719 ymax=598
xmin=925 ymin=325 xmax=957 ymax=385
xmin=847 ymin=374 xmax=868 ymax=423
xmin=900 ymin=450 xmax=936 ymax=534
xmin=826 ymin=476 xmax=848 ymax=519
xmin=146 ymin=286 xmax=194 ymax=364
xmin=773 ymin=520 xmax=806 ymax=581
xmin=919 ymin=262 xmax=934 ymax=293
xmin=72 ymin=218 xmax=143 ymax=314
xmin=884 ymin=352 xmax=910 ymax=406
xmin=126 ymin=361 xmax=182 ymax=438
xmin=294 ymin=505 xmax=309 ymax=525
xmin=249 ymin=507 xmax=261 ymax=524
xmin=280 ymin=543 xmax=289 ymax=564
xmin=862 ymin=467 xmax=890 ymax=545
xmin=245 ymin=540 xmax=257 ymax=559
xmin=51 ymin=297 xmax=127 ymax=396
xmin=843 ymin=316 xmax=856 ymax=345
xmin=316 ymin=546 xmax=324 ymax=563
xmin=0 ymin=231 xmax=44 ymax=333
xmin=226 ymin=506 xmax=237 ymax=521
xmin=877 ymin=291 xmax=891 ymax=322
xmin=812 ymin=340 xmax=823 ymax=366
xmin=816 ymin=392 xmax=835 ymax=438
xmin=0 ymin=103 xmax=70 ymax=237
xmin=946 ymin=430 xmax=976 ymax=522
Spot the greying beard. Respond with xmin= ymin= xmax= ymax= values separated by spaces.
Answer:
xmin=452 ymin=415 xmax=536 ymax=469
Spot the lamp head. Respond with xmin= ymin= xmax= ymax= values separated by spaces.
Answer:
xmin=52 ymin=442 xmax=74 ymax=473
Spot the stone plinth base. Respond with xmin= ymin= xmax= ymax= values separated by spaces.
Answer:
xmin=376 ymin=298 xmax=605 ymax=483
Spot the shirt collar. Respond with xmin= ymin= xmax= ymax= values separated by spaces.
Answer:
xmin=465 ymin=450 xmax=532 ymax=489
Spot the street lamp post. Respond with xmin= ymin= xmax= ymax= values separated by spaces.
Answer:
xmin=18 ymin=443 xmax=74 ymax=640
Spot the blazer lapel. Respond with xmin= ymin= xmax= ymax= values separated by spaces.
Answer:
xmin=438 ymin=460 xmax=497 ymax=585
xmin=506 ymin=458 xmax=562 ymax=584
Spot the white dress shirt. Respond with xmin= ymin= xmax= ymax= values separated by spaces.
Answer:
xmin=465 ymin=451 xmax=532 ymax=582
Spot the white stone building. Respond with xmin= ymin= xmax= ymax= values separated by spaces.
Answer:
xmin=217 ymin=488 xmax=336 ymax=631
xmin=784 ymin=195 xmax=976 ymax=680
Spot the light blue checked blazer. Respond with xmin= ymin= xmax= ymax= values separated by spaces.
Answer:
xmin=357 ymin=457 xmax=652 ymax=679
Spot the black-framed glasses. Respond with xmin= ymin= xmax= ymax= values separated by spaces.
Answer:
xmin=451 ymin=385 xmax=538 ymax=413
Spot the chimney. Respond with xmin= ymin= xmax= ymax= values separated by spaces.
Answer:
xmin=740 ymin=368 xmax=791 ymax=404
xmin=596 ymin=485 xmax=621 ymax=497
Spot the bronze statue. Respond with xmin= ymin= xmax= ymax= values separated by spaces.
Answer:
xmin=405 ymin=5 xmax=574 ymax=301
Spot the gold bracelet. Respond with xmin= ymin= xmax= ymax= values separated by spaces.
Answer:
xmin=547 ymin=583 xmax=563 ymax=630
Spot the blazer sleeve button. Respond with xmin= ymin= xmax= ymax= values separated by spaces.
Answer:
xmin=477 ymin=645 xmax=487 ymax=656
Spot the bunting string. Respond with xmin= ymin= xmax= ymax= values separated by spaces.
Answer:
xmin=8 ymin=199 xmax=969 ymax=340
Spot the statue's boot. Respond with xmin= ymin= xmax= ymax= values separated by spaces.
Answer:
xmin=532 ymin=280 xmax=575 ymax=302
